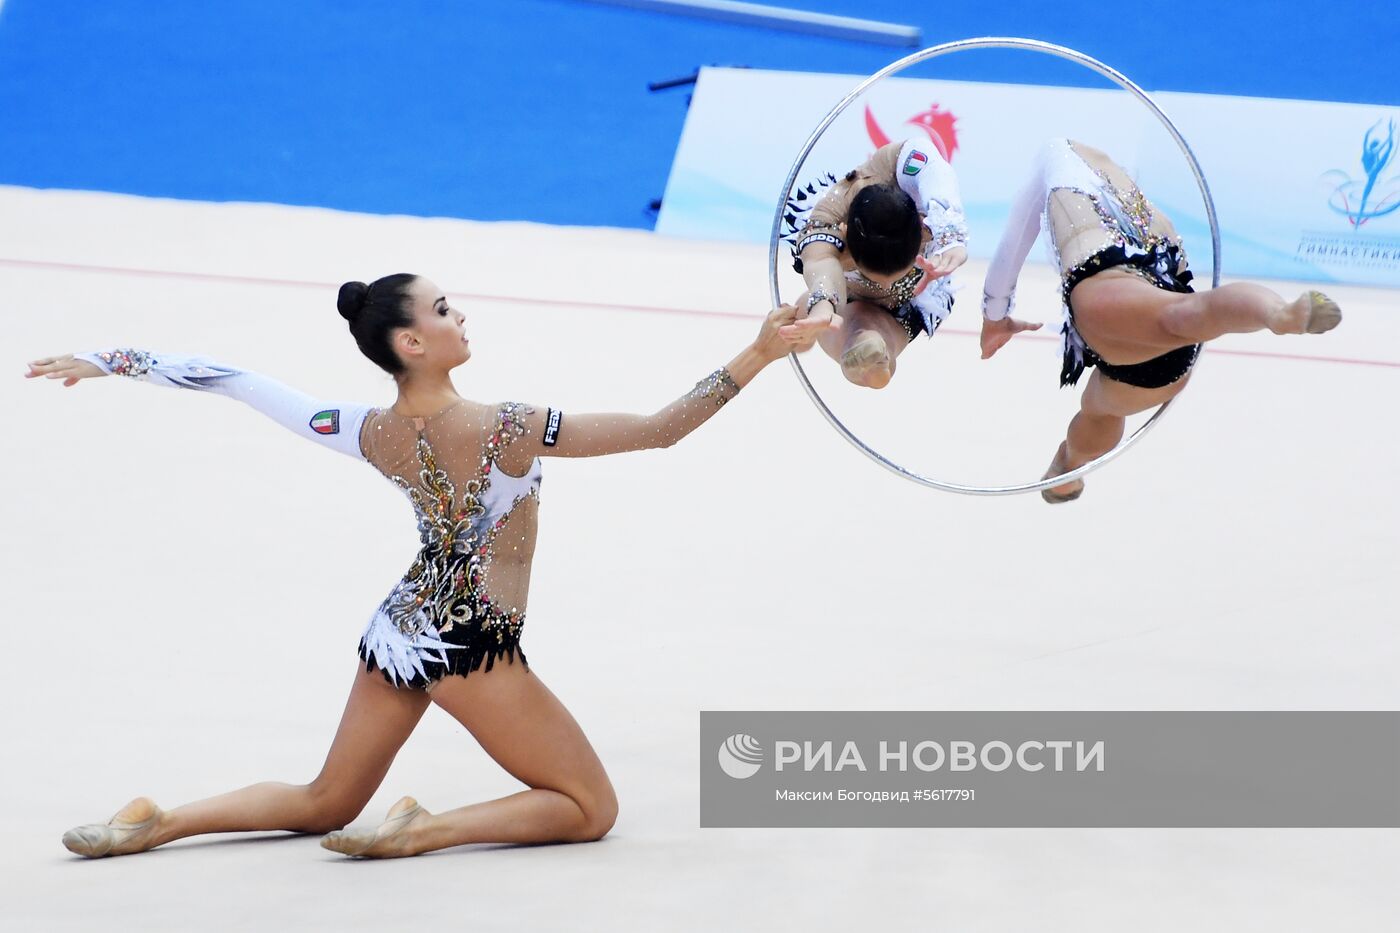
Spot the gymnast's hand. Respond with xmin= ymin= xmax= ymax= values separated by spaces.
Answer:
xmin=25 ymin=354 xmax=106 ymax=387
xmin=918 ymin=246 xmax=966 ymax=281
xmin=755 ymin=304 xmax=813 ymax=361
xmin=778 ymin=300 xmax=842 ymax=349
xmin=902 ymin=251 xmax=961 ymax=302
xmin=979 ymin=316 xmax=1043 ymax=360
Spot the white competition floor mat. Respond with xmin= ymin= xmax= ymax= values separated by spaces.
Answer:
xmin=3 ymin=186 xmax=1396 ymax=930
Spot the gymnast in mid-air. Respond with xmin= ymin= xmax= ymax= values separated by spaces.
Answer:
xmin=780 ymin=137 xmax=1037 ymax=387
xmin=979 ymin=137 xmax=1342 ymax=502
xmin=28 ymin=276 xmax=809 ymax=859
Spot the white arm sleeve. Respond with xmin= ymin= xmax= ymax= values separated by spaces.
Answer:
xmin=74 ymin=348 xmax=372 ymax=460
xmin=894 ymin=138 xmax=968 ymax=255
xmin=980 ymin=152 xmax=1049 ymax=321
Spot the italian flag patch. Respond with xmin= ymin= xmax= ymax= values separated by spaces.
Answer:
xmin=903 ymin=150 xmax=928 ymax=175
xmin=309 ymin=409 xmax=340 ymax=435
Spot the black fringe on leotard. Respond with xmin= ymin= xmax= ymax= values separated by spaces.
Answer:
xmin=1060 ymin=240 xmax=1201 ymax=389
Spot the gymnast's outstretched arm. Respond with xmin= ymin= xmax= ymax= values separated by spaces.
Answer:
xmin=982 ymin=151 xmax=1048 ymax=321
xmin=493 ymin=304 xmax=801 ymax=468
xmin=979 ymin=151 xmax=1049 ymax=358
xmin=25 ymin=349 xmax=372 ymax=460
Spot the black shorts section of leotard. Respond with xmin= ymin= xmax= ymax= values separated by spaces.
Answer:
xmin=358 ymin=626 xmax=530 ymax=691
xmin=1091 ymin=342 xmax=1200 ymax=389
xmin=1061 ymin=241 xmax=1202 ymax=389
xmin=357 ymin=575 xmax=531 ymax=690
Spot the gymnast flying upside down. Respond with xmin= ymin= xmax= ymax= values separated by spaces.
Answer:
xmin=779 ymin=138 xmax=1021 ymax=386
xmin=979 ymin=138 xmax=1342 ymax=503
xmin=28 ymin=274 xmax=807 ymax=858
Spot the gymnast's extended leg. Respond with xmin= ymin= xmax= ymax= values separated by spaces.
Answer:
xmin=1044 ymin=368 xmax=1189 ymax=499
xmin=321 ymin=660 xmax=618 ymax=857
xmin=1067 ymin=271 xmax=1340 ymax=367
xmin=1057 ymin=142 xmax=1339 ymax=357
xmin=809 ymin=296 xmax=913 ymax=389
xmin=63 ymin=664 xmax=430 ymax=856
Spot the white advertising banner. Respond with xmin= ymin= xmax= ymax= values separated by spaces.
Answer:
xmin=657 ymin=66 xmax=1400 ymax=288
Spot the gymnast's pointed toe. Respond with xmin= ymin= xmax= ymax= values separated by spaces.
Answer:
xmin=840 ymin=333 xmax=894 ymax=389
xmin=1040 ymin=443 xmax=1085 ymax=504
xmin=62 ymin=824 xmax=116 ymax=858
xmin=62 ymin=797 xmax=163 ymax=858
xmin=1276 ymin=290 xmax=1342 ymax=335
xmin=1303 ymin=291 xmax=1342 ymax=334
xmin=320 ymin=828 xmax=377 ymax=857
xmin=321 ymin=796 xmax=425 ymax=858
xmin=1041 ymin=485 xmax=1083 ymax=504
xmin=842 ymin=332 xmax=890 ymax=369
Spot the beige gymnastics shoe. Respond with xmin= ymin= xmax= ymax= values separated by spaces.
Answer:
xmin=320 ymin=796 xmax=427 ymax=858
xmin=1041 ymin=442 xmax=1085 ymax=504
xmin=841 ymin=331 xmax=890 ymax=370
xmin=1301 ymin=291 xmax=1342 ymax=334
xmin=1274 ymin=290 xmax=1343 ymax=335
xmin=62 ymin=797 xmax=165 ymax=858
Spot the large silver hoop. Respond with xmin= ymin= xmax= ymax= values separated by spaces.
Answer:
xmin=768 ymin=36 xmax=1222 ymax=495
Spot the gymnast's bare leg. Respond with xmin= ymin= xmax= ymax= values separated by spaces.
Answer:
xmin=1043 ymin=367 xmax=1191 ymax=500
xmin=981 ymin=138 xmax=1341 ymax=501
xmin=1041 ymin=267 xmax=1338 ymax=499
xmin=62 ymin=665 xmax=429 ymax=855
xmin=802 ymin=292 xmax=913 ymax=389
xmin=320 ymin=661 xmax=618 ymax=857
xmin=38 ymin=279 xmax=801 ymax=859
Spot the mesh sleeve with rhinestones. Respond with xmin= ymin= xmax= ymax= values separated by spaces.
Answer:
xmin=492 ymin=368 xmax=742 ymax=472
xmin=73 ymin=348 xmax=373 ymax=459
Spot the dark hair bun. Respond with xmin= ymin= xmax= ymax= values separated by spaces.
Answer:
xmin=336 ymin=273 xmax=418 ymax=376
xmin=846 ymin=184 xmax=921 ymax=275
xmin=337 ymin=281 xmax=370 ymax=321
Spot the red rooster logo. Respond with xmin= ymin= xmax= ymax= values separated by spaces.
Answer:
xmin=865 ymin=103 xmax=960 ymax=162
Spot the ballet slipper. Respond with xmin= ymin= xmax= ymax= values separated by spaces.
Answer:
xmin=841 ymin=332 xmax=890 ymax=371
xmin=1301 ymin=291 xmax=1342 ymax=334
xmin=62 ymin=797 xmax=164 ymax=858
xmin=320 ymin=796 xmax=426 ymax=858
xmin=1274 ymin=291 xmax=1342 ymax=335
xmin=1041 ymin=442 xmax=1084 ymax=504
xmin=841 ymin=333 xmax=894 ymax=388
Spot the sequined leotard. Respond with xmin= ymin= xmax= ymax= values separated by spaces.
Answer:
xmin=784 ymin=138 xmax=969 ymax=340
xmin=354 ymin=400 xmax=543 ymax=687
xmin=981 ymin=138 xmax=1201 ymax=388
xmin=74 ymin=348 xmax=741 ymax=689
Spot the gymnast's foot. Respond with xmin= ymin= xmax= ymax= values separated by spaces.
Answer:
xmin=1272 ymin=291 xmax=1342 ymax=335
xmin=321 ymin=796 xmax=427 ymax=858
xmin=62 ymin=797 xmax=166 ymax=858
xmin=1041 ymin=442 xmax=1085 ymax=504
xmin=841 ymin=332 xmax=893 ymax=388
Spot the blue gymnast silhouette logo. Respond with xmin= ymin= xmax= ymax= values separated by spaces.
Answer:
xmin=1324 ymin=118 xmax=1400 ymax=229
